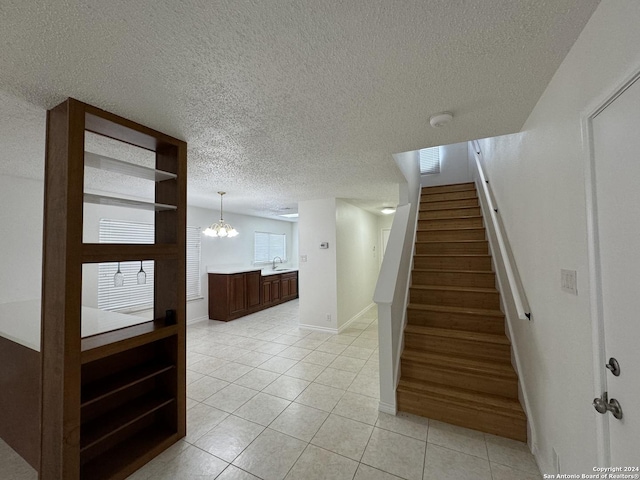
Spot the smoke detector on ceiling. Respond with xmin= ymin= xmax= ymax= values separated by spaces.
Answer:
xmin=429 ymin=112 xmax=453 ymax=128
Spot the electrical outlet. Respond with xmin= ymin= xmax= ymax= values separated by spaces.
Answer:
xmin=326 ymin=314 xmax=331 ymax=322
xmin=300 ymin=255 xmax=308 ymax=263
xmin=561 ymin=269 xmax=577 ymax=295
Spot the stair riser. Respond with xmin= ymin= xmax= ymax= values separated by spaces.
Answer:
xmin=416 ymin=229 xmax=485 ymax=241
xmin=407 ymin=309 xmax=504 ymax=334
xmin=421 ymin=198 xmax=479 ymax=210
xmin=418 ymin=217 xmax=483 ymax=230
xmin=414 ymin=256 xmax=492 ymax=271
xmin=400 ymin=360 xmax=519 ymax=398
xmin=420 ymin=207 xmax=481 ymax=220
xmin=404 ymin=333 xmax=511 ymax=363
xmin=397 ymin=390 xmax=526 ymax=441
xmin=421 ymin=190 xmax=478 ymax=202
xmin=415 ymin=242 xmax=488 ymax=255
xmin=410 ymin=288 xmax=500 ymax=309
xmin=422 ymin=183 xmax=475 ymax=194
xmin=412 ymin=270 xmax=495 ymax=288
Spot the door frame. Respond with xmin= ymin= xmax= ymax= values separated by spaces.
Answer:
xmin=582 ymin=65 xmax=640 ymax=468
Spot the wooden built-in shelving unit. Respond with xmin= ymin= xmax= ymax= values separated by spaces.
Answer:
xmin=41 ymin=98 xmax=187 ymax=480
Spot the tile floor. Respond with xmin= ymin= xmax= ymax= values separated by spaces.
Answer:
xmin=0 ymin=300 xmax=542 ymax=480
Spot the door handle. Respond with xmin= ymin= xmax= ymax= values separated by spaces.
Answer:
xmin=593 ymin=391 xmax=623 ymax=419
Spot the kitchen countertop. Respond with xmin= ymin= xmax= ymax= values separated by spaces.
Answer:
xmin=0 ymin=299 xmax=151 ymax=352
xmin=207 ymin=266 xmax=298 ymax=277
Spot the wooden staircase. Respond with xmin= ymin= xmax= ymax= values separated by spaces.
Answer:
xmin=397 ymin=182 xmax=527 ymax=441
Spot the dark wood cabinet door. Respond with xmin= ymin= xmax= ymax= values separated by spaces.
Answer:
xmin=272 ymin=280 xmax=281 ymax=302
xmin=289 ymin=276 xmax=298 ymax=298
xmin=262 ymin=281 xmax=272 ymax=306
xmin=229 ymin=274 xmax=246 ymax=314
xmin=281 ymin=277 xmax=290 ymax=298
xmin=246 ymin=272 xmax=261 ymax=308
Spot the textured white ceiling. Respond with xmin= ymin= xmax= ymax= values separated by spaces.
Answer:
xmin=0 ymin=0 xmax=599 ymax=218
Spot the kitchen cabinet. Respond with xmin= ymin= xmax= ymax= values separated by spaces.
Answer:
xmin=208 ymin=270 xmax=298 ymax=321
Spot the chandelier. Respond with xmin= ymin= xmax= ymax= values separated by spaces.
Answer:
xmin=204 ymin=191 xmax=239 ymax=238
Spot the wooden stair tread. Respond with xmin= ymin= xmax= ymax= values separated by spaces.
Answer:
xmin=410 ymin=285 xmax=498 ymax=294
xmin=415 ymin=240 xmax=487 ymax=245
xmin=397 ymin=379 xmax=525 ymax=417
xmin=422 ymin=183 xmax=475 ymax=193
xmin=407 ymin=303 xmax=504 ymax=318
xmin=412 ymin=268 xmax=494 ymax=274
xmin=404 ymin=325 xmax=511 ymax=345
xmin=414 ymin=254 xmax=491 ymax=258
xmin=401 ymin=349 xmax=516 ymax=378
xmin=417 ymin=227 xmax=486 ymax=232
xmin=420 ymin=206 xmax=480 ymax=212
xmin=422 ymin=215 xmax=482 ymax=220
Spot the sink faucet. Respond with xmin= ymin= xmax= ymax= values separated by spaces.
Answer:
xmin=272 ymin=256 xmax=283 ymax=270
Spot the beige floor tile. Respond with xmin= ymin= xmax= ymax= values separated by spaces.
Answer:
xmin=376 ymin=411 xmax=429 ymax=441
xmin=342 ymin=345 xmax=374 ymax=360
xmin=234 ymin=368 xmax=280 ymax=390
xmin=232 ymin=428 xmax=307 ymax=480
xmin=233 ymin=392 xmax=291 ymax=426
xmin=209 ymin=362 xmax=254 ymax=382
xmin=301 ymin=350 xmax=338 ymax=367
xmin=262 ymin=375 xmax=310 ymax=400
xmin=361 ymin=427 xmax=426 ymax=480
xmin=347 ymin=372 xmax=380 ymax=398
xmin=216 ymin=465 xmax=261 ymax=480
xmin=203 ymin=384 xmax=258 ymax=413
xmin=188 ymin=356 xmax=229 ymax=375
xmin=423 ymin=443 xmax=492 ymax=480
xmin=314 ymin=342 xmax=348 ymax=355
xmin=490 ymin=462 xmax=543 ymax=480
xmin=427 ymin=420 xmax=488 ymax=459
xmin=213 ymin=345 xmax=254 ymax=361
xmin=314 ymin=367 xmax=357 ymax=390
xmin=277 ymin=346 xmax=313 ymax=361
xmin=354 ymin=463 xmax=404 ymax=480
xmin=283 ymin=361 xmax=326 ymax=381
xmin=255 ymin=342 xmax=289 ymax=355
xmin=310 ymin=414 xmax=373 ymax=461
xmin=187 ymin=375 xmax=229 ymax=401
xmin=273 ymin=334 xmax=301 ymax=345
xmin=258 ymin=356 xmax=299 ymax=374
xmin=294 ymin=382 xmax=345 ymax=412
xmin=195 ymin=415 xmax=265 ymax=462
xmin=293 ymin=338 xmax=325 ymax=349
xmin=329 ymin=355 xmax=366 ymax=373
xmin=325 ymin=335 xmax=356 ymax=345
xmin=332 ymin=391 xmax=380 ymax=425
xmin=186 ymin=369 xmax=204 ymax=385
xmin=186 ymin=397 xmax=199 ymax=410
xmin=350 ymin=337 xmax=379 ymax=350
xmin=186 ymin=351 xmax=209 ymax=367
xmin=184 ymin=403 xmax=229 ymax=444
xmin=306 ymin=332 xmax=334 ymax=341
xmin=269 ymin=402 xmax=329 ymax=442
xmin=159 ymin=445 xmax=228 ymax=479
xmin=235 ymin=351 xmax=274 ymax=367
xmin=485 ymin=434 xmax=540 ymax=475
xmin=285 ymin=444 xmax=358 ymax=480
xmin=340 ymin=327 xmax=364 ymax=337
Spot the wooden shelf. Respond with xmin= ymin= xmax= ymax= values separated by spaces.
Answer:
xmin=80 ymin=425 xmax=178 ymax=480
xmin=84 ymin=193 xmax=177 ymax=211
xmin=81 ymin=393 xmax=174 ymax=452
xmin=81 ymin=320 xmax=178 ymax=364
xmin=85 ymin=152 xmax=177 ymax=182
xmin=82 ymin=243 xmax=178 ymax=263
xmin=81 ymin=361 xmax=175 ymax=408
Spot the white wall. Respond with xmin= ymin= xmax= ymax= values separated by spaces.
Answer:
xmin=0 ymin=175 xmax=44 ymax=305
xmin=475 ymin=1 xmax=640 ymax=473
xmin=335 ymin=200 xmax=378 ymax=329
xmin=298 ymin=198 xmax=338 ymax=330
xmin=421 ymin=142 xmax=471 ymax=188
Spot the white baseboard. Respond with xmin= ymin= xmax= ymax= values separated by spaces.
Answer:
xmin=298 ymin=323 xmax=339 ymax=334
xmin=187 ymin=315 xmax=209 ymax=325
xmin=338 ymin=302 xmax=376 ymax=333
xmin=378 ymin=401 xmax=397 ymax=415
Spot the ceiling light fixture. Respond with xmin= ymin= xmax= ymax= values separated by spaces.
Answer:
xmin=279 ymin=213 xmax=299 ymax=218
xmin=381 ymin=207 xmax=396 ymax=215
xmin=204 ymin=191 xmax=239 ymax=238
xmin=429 ymin=112 xmax=453 ymax=128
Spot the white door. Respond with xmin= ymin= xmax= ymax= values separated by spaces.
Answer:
xmin=592 ymin=74 xmax=640 ymax=465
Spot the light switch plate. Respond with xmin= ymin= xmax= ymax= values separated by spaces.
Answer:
xmin=561 ymin=269 xmax=577 ymax=295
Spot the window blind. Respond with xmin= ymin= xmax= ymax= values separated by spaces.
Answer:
xmin=98 ymin=219 xmax=201 ymax=312
xmin=254 ymin=232 xmax=287 ymax=264
xmin=419 ymin=146 xmax=441 ymax=174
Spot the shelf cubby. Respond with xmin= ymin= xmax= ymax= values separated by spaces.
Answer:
xmin=84 ymin=152 xmax=177 ymax=182
xmin=84 ymin=193 xmax=177 ymax=212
